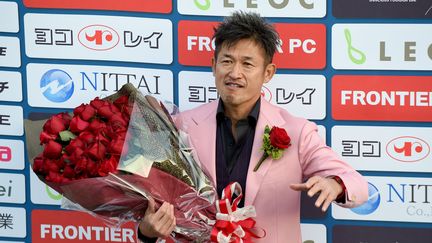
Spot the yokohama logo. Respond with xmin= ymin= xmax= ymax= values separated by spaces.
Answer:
xmin=332 ymin=75 xmax=432 ymax=122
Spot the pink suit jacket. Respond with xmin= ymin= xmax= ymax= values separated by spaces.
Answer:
xmin=179 ymin=99 xmax=368 ymax=243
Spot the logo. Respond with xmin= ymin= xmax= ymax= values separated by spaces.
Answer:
xmin=46 ymin=185 xmax=62 ymax=201
xmin=40 ymin=69 xmax=74 ymax=103
xmin=332 ymin=24 xmax=432 ymax=70
xmin=350 ymin=182 xmax=380 ymax=215
xmin=343 ymin=29 xmax=366 ymax=65
xmin=32 ymin=210 xmax=138 ymax=243
xmin=179 ymin=0 xmax=326 ymax=18
xmin=332 ymin=75 xmax=432 ymax=122
xmin=78 ymin=25 xmax=119 ymax=51
xmin=261 ymin=86 xmax=272 ymax=102
xmin=23 ymin=0 xmax=172 ymax=13
xmin=0 ymin=146 xmax=11 ymax=162
xmin=386 ymin=136 xmax=430 ymax=162
xmin=178 ymin=21 xmax=326 ymax=69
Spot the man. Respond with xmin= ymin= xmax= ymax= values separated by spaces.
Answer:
xmin=139 ymin=11 xmax=368 ymax=242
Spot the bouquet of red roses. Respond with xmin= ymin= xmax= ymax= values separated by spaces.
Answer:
xmin=26 ymin=83 xmax=219 ymax=242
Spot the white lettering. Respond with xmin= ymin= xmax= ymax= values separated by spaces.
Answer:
xmin=187 ymin=36 xmax=214 ymax=51
xmin=341 ymin=90 xmax=432 ymax=107
xmin=38 ymin=224 xmax=135 ymax=242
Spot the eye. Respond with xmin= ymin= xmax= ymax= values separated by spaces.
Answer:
xmin=244 ymin=62 xmax=254 ymax=67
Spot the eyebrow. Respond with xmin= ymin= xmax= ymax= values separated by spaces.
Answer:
xmin=221 ymin=53 xmax=255 ymax=61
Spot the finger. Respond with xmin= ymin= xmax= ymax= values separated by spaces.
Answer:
xmin=154 ymin=202 xmax=170 ymax=221
xmin=321 ymin=197 xmax=334 ymax=212
xmin=314 ymin=189 xmax=329 ymax=209
xmin=160 ymin=205 xmax=176 ymax=236
xmin=307 ymin=182 xmax=323 ymax=198
xmin=145 ymin=198 xmax=156 ymax=216
xmin=290 ymin=183 xmax=309 ymax=191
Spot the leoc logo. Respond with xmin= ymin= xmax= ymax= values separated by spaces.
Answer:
xmin=261 ymin=86 xmax=272 ymax=102
xmin=78 ymin=24 xmax=119 ymax=51
xmin=40 ymin=69 xmax=74 ymax=103
xmin=350 ymin=182 xmax=380 ymax=215
xmin=386 ymin=136 xmax=430 ymax=163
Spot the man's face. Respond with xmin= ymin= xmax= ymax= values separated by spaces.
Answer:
xmin=212 ymin=38 xmax=275 ymax=112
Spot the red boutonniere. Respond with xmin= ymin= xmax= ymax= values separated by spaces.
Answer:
xmin=253 ymin=125 xmax=291 ymax=172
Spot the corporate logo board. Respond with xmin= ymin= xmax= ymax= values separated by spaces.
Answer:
xmin=27 ymin=63 xmax=173 ymax=108
xmin=178 ymin=71 xmax=326 ymax=120
xmin=24 ymin=14 xmax=172 ymax=64
xmin=332 ymin=126 xmax=432 ymax=172
xmin=332 ymin=176 xmax=432 ymax=223
xmin=0 ymin=105 xmax=23 ymax=136
xmin=32 ymin=210 xmax=138 ymax=243
xmin=333 ymin=0 xmax=432 ymax=18
xmin=178 ymin=21 xmax=326 ymax=69
xmin=23 ymin=0 xmax=172 ymax=13
xmin=0 ymin=206 xmax=26 ymax=238
xmin=332 ymin=24 xmax=432 ymax=70
xmin=0 ymin=1 xmax=19 ymax=33
xmin=30 ymin=167 xmax=62 ymax=205
xmin=0 ymin=71 xmax=22 ymax=102
xmin=178 ymin=0 xmax=326 ymax=18
xmin=0 ymin=139 xmax=24 ymax=170
xmin=301 ymin=224 xmax=326 ymax=243
xmin=333 ymin=225 xmax=432 ymax=243
xmin=0 ymin=36 xmax=21 ymax=68
xmin=0 ymin=173 xmax=25 ymax=204
xmin=332 ymin=75 xmax=432 ymax=122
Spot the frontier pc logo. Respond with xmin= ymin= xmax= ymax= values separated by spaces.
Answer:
xmin=350 ymin=182 xmax=380 ymax=215
xmin=40 ymin=69 xmax=74 ymax=103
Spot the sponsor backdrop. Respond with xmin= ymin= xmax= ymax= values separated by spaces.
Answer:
xmin=0 ymin=0 xmax=431 ymax=242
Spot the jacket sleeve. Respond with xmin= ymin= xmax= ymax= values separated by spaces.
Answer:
xmin=298 ymin=121 xmax=368 ymax=207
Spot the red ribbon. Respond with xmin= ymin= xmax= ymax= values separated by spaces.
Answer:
xmin=210 ymin=182 xmax=265 ymax=243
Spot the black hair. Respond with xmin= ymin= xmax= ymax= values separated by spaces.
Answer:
xmin=213 ymin=11 xmax=280 ymax=64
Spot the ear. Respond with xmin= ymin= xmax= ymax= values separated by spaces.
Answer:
xmin=263 ymin=63 xmax=276 ymax=84
xmin=211 ymin=57 xmax=216 ymax=77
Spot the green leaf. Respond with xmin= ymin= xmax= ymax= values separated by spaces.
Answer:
xmin=59 ymin=130 xmax=76 ymax=142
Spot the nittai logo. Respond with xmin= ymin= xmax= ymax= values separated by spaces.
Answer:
xmin=40 ymin=69 xmax=74 ymax=103
xmin=261 ymin=86 xmax=272 ymax=102
xmin=386 ymin=136 xmax=430 ymax=162
xmin=350 ymin=182 xmax=380 ymax=215
xmin=78 ymin=24 xmax=119 ymax=51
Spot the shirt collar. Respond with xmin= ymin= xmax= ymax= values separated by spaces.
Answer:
xmin=216 ymin=98 xmax=260 ymax=126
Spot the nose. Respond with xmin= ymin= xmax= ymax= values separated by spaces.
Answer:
xmin=228 ymin=62 xmax=242 ymax=79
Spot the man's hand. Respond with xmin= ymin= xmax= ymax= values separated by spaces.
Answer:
xmin=138 ymin=199 xmax=176 ymax=238
xmin=290 ymin=176 xmax=343 ymax=212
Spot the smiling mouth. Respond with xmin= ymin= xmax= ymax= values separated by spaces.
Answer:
xmin=225 ymin=81 xmax=244 ymax=88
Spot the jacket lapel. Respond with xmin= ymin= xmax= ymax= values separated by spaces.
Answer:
xmin=244 ymin=99 xmax=285 ymax=206
xmin=188 ymin=102 xmax=218 ymax=186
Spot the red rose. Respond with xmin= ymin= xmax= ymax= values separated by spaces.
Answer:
xmin=69 ymin=116 xmax=90 ymax=133
xmin=43 ymin=115 xmax=67 ymax=135
xmin=63 ymin=166 xmax=76 ymax=179
xmin=78 ymin=131 xmax=95 ymax=145
xmin=33 ymin=156 xmax=44 ymax=173
xmin=109 ymin=113 xmax=128 ymax=127
xmin=43 ymin=140 xmax=63 ymax=159
xmin=79 ymin=104 xmax=96 ymax=121
xmin=89 ymin=118 xmax=107 ymax=132
xmin=73 ymin=104 xmax=86 ymax=116
xmin=269 ymin=127 xmax=291 ymax=149
xmin=86 ymin=142 xmax=107 ymax=161
xmin=98 ymin=156 xmax=118 ymax=176
xmin=97 ymin=103 xmax=119 ymax=119
xmin=39 ymin=131 xmax=57 ymax=144
xmin=90 ymin=97 xmax=106 ymax=109
xmin=109 ymin=138 xmax=125 ymax=155
xmin=56 ymin=112 xmax=72 ymax=127
xmin=65 ymin=138 xmax=85 ymax=155
xmin=46 ymin=171 xmax=63 ymax=183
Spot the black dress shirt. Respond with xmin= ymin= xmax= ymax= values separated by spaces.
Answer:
xmin=216 ymin=99 xmax=260 ymax=207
